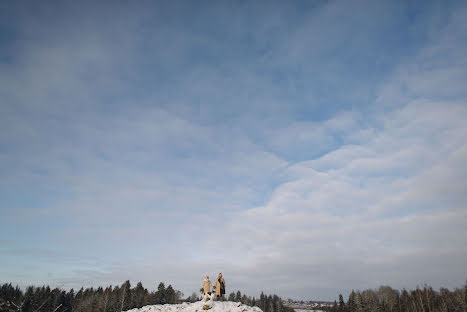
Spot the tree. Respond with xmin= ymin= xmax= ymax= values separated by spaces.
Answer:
xmin=22 ymin=286 xmax=35 ymax=312
xmin=166 ymin=285 xmax=176 ymax=304
xmin=156 ymin=282 xmax=166 ymax=304
xmin=272 ymin=295 xmax=281 ymax=312
xmin=347 ymin=291 xmax=356 ymax=312
xmin=228 ymin=292 xmax=236 ymax=301
xmin=107 ymin=285 xmax=121 ymax=312
xmin=260 ymin=292 xmax=266 ymax=310
xmin=236 ymin=291 xmax=242 ymax=302
xmin=355 ymin=292 xmax=364 ymax=312
xmin=339 ymin=293 xmax=346 ymax=312
xmin=133 ymin=282 xmax=147 ymax=308
xmin=121 ymin=280 xmax=132 ymax=311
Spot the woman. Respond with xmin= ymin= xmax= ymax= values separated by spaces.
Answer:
xmin=202 ymin=276 xmax=212 ymax=295
xmin=214 ymin=273 xmax=225 ymax=298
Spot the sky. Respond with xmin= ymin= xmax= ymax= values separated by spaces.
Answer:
xmin=1 ymin=0 xmax=467 ymax=302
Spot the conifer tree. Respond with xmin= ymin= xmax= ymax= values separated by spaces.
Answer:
xmin=268 ymin=295 xmax=273 ymax=312
xmin=339 ymin=293 xmax=345 ymax=312
xmin=228 ymin=292 xmax=236 ymax=301
xmin=133 ymin=281 xmax=146 ymax=308
xmin=157 ymin=282 xmax=166 ymax=304
xmin=355 ymin=292 xmax=364 ymax=312
xmin=273 ymin=295 xmax=281 ymax=312
xmin=236 ymin=290 xmax=242 ymax=302
xmin=260 ymin=291 xmax=266 ymax=310
xmin=121 ymin=280 xmax=132 ymax=311
xmin=22 ymin=286 xmax=35 ymax=312
xmin=166 ymin=285 xmax=176 ymax=304
xmin=347 ymin=291 xmax=356 ymax=312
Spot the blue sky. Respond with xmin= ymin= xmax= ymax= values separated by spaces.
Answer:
xmin=1 ymin=0 xmax=467 ymax=301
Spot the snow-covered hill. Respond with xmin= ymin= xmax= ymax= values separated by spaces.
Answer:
xmin=125 ymin=301 xmax=264 ymax=312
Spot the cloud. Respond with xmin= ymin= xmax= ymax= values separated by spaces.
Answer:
xmin=218 ymin=100 xmax=467 ymax=298
xmin=1 ymin=0 xmax=467 ymax=302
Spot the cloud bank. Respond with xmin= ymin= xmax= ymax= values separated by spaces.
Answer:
xmin=1 ymin=0 xmax=466 ymax=301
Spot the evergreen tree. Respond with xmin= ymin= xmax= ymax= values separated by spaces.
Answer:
xmin=108 ymin=285 xmax=121 ymax=312
xmin=236 ymin=290 xmax=242 ymax=302
xmin=339 ymin=293 xmax=345 ymax=312
xmin=347 ymin=291 xmax=356 ymax=312
xmin=22 ymin=286 xmax=35 ymax=312
xmin=272 ymin=295 xmax=281 ymax=312
xmin=228 ymin=292 xmax=236 ymax=301
xmin=133 ymin=281 xmax=146 ymax=308
xmin=156 ymin=282 xmax=166 ymax=304
xmin=260 ymin=291 xmax=266 ymax=310
xmin=355 ymin=292 xmax=365 ymax=312
xmin=166 ymin=285 xmax=176 ymax=304
xmin=121 ymin=280 xmax=132 ymax=311
xmin=267 ymin=295 xmax=274 ymax=312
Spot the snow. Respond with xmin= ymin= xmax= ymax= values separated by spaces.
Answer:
xmin=125 ymin=301 xmax=264 ymax=312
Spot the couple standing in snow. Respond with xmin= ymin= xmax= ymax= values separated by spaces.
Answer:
xmin=202 ymin=273 xmax=225 ymax=301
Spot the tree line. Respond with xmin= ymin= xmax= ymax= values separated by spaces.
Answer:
xmin=330 ymin=281 xmax=467 ymax=312
xmin=227 ymin=290 xmax=294 ymax=312
xmin=4 ymin=279 xmax=464 ymax=312
xmin=0 ymin=281 xmax=294 ymax=312
xmin=0 ymin=281 xmax=182 ymax=312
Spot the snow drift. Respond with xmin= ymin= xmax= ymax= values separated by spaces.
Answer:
xmin=125 ymin=301 xmax=264 ymax=312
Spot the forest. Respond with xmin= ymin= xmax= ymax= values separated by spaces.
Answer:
xmin=0 ymin=281 xmax=180 ymax=312
xmin=224 ymin=290 xmax=294 ymax=312
xmin=0 ymin=281 xmax=293 ymax=312
xmin=328 ymin=281 xmax=467 ymax=312
xmin=1 ymin=280 xmax=466 ymax=312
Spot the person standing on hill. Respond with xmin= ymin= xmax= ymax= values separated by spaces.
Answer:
xmin=202 ymin=276 xmax=212 ymax=298
xmin=215 ymin=273 xmax=225 ymax=298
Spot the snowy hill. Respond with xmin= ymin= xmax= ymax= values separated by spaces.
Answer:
xmin=125 ymin=301 xmax=264 ymax=312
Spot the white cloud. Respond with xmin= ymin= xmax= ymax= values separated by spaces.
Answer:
xmin=216 ymin=101 xmax=467 ymax=299
xmin=1 ymin=0 xmax=467 ymax=302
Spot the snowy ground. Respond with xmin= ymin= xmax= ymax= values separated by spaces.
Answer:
xmin=125 ymin=300 xmax=264 ymax=312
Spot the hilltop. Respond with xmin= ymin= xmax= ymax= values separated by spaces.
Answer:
xmin=125 ymin=300 xmax=263 ymax=312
